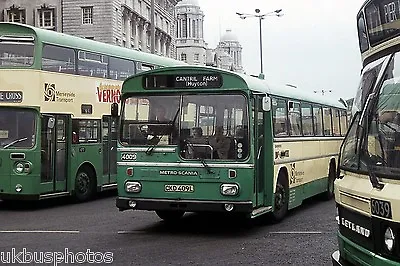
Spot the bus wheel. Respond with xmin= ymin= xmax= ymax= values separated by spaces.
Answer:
xmin=155 ymin=210 xmax=185 ymax=222
xmin=322 ymin=165 xmax=336 ymax=200
xmin=271 ymin=175 xmax=288 ymax=222
xmin=74 ymin=168 xmax=95 ymax=202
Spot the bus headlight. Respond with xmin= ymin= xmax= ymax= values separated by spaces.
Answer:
xmin=125 ymin=181 xmax=142 ymax=193
xmin=14 ymin=161 xmax=32 ymax=174
xmin=384 ymin=227 xmax=395 ymax=252
xmin=15 ymin=163 xmax=25 ymax=173
xmin=220 ymin=184 xmax=239 ymax=196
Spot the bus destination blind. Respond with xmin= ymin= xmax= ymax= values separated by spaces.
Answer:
xmin=143 ymin=74 xmax=223 ymax=89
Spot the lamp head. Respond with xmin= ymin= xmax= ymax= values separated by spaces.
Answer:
xmin=255 ymin=8 xmax=260 ymax=13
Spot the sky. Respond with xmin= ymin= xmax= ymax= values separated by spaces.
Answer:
xmin=197 ymin=0 xmax=366 ymax=100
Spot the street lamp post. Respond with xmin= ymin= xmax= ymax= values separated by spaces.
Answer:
xmin=236 ymin=9 xmax=283 ymax=75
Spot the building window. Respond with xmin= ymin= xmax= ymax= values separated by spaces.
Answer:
xmin=138 ymin=0 xmax=142 ymax=13
xmin=166 ymin=21 xmax=169 ymax=34
xmin=147 ymin=6 xmax=151 ymax=19
xmin=181 ymin=53 xmax=187 ymax=62
xmin=194 ymin=53 xmax=199 ymax=62
xmin=82 ymin=7 xmax=93 ymax=24
xmin=39 ymin=9 xmax=55 ymax=29
xmin=146 ymin=32 xmax=151 ymax=47
xmin=7 ymin=8 xmax=26 ymax=24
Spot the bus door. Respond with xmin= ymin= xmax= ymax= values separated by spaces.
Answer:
xmin=102 ymin=116 xmax=118 ymax=184
xmin=254 ymin=95 xmax=265 ymax=207
xmin=40 ymin=115 xmax=68 ymax=193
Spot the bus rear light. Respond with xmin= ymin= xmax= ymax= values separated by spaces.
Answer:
xmin=125 ymin=181 xmax=141 ymax=193
xmin=126 ymin=168 xmax=134 ymax=177
xmin=220 ymin=184 xmax=239 ymax=196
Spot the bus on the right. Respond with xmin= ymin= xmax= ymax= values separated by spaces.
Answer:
xmin=332 ymin=0 xmax=400 ymax=265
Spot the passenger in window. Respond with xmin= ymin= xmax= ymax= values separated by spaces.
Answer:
xmin=209 ymin=126 xmax=231 ymax=159
xmin=191 ymin=127 xmax=204 ymax=141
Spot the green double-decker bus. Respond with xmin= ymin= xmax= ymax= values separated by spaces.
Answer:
xmin=115 ymin=66 xmax=348 ymax=221
xmin=0 ymin=22 xmax=183 ymax=202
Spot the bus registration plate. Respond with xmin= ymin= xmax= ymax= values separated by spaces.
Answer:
xmin=165 ymin=184 xmax=194 ymax=193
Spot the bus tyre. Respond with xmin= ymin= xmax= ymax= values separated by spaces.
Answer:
xmin=74 ymin=168 xmax=96 ymax=202
xmin=271 ymin=175 xmax=289 ymax=222
xmin=155 ymin=210 xmax=185 ymax=222
xmin=322 ymin=165 xmax=335 ymax=200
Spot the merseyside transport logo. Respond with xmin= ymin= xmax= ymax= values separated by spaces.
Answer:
xmin=44 ymin=83 xmax=75 ymax=103
xmin=44 ymin=83 xmax=56 ymax=102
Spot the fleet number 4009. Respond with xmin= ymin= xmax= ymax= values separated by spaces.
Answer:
xmin=121 ymin=153 xmax=137 ymax=161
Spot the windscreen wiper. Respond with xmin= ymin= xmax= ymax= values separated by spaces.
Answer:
xmin=185 ymin=139 xmax=214 ymax=174
xmin=364 ymin=152 xmax=384 ymax=190
xmin=360 ymin=112 xmax=384 ymax=190
xmin=145 ymin=108 xmax=180 ymax=155
xmin=3 ymin=137 xmax=28 ymax=149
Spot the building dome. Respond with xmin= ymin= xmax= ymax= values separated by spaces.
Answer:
xmin=220 ymin=29 xmax=238 ymax=42
xmin=176 ymin=0 xmax=200 ymax=7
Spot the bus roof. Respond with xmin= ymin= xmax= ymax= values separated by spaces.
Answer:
xmin=0 ymin=22 xmax=184 ymax=67
xmin=123 ymin=65 xmax=347 ymax=109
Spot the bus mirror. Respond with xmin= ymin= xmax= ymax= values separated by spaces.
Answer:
xmin=111 ymin=103 xmax=118 ymax=117
xmin=47 ymin=117 xmax=55 ymax=129
xmin=262 ymin=96 xmax=271 ymax=112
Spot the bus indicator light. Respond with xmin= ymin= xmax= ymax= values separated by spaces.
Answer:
xmin=229 ymin=169 xmax=237 ymax=179
xmin=126 ymin=168 xmax=134 ymax=177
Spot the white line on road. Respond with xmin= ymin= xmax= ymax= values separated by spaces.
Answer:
xmin=117 ymin=231 xmax=146 ymax=234
xmin=269 ymin=231 xmax=323 ymax=234
xmin=0 ymin=230 xmax=80 ymax=234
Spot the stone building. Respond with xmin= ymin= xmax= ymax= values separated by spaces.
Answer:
xmin=206 ymin=29 xmax=244 ymax=73
xmin=175 ymin=0 xmax=206 ymax=65
xmin=0 ymin=0 xmax=180 ymax=58
xmin=174 ymin=0 xmax=244 ymax=72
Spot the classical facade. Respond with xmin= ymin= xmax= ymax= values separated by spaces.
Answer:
xmin=174 ymin=0 xmax=243 ymax=72
xmin=0 ymin=0 xmax=180 ymax=58
xmin=206 ymin=29 xmax=244 ymax=73
xmin=175 ymin=0 xmax=206 ymax=65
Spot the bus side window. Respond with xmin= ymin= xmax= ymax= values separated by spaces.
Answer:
xmin=72 ymin=120 xmax=79 ymax=144
xmin=332 ymin=109 xmax=341 ymax=136
xmin=301 ymin=103 xmax=314 ymax=136
xmin=340 ymin=110 xmax=348 ymax=135
xmin=313 ymin=105 xmax=323 ymax=136
xmin=288 ymin=101 xmax=302 ymax=136
xmin=272 ymin=98 xmax=288 ymax=137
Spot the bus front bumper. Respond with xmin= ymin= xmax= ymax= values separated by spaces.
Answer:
xmin=0 ymin=193 xmax=39 ymax=201
xmin=116 ymin=197 xmax=253 ymax=213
